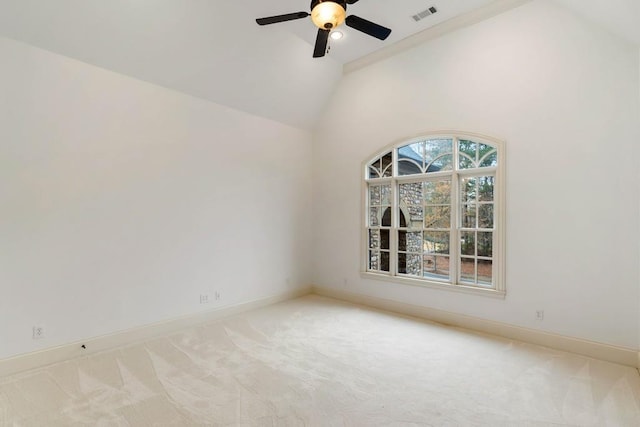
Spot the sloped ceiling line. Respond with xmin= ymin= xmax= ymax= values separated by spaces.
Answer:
xmin=0 ymin=0 xmax=636 ymax=130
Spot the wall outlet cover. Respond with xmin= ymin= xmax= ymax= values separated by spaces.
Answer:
xmin=32 ymin=326 xmax=45 ymax=339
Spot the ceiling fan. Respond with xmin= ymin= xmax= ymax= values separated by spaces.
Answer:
xmin=256 ymin=0 xmax=392 ymax=58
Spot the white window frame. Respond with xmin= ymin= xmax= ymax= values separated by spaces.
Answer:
xmin=361 ymin=131 xmax=506 ymax=298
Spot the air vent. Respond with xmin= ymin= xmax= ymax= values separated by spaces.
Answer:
xmin=412 ymin=6 xmax=438 ymax=22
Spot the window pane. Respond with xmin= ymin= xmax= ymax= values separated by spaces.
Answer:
xmin=435 ymin=256 xmax=450 ymax=278
xmin=477 ymin=232 xmax=493 ymax=257
xmin=459 ymin=140 xmax=477 ymax=159
xmin=461 ymin=231 xmax=475 ymax=256
xmin=424 ymin=256 xmax=449 ymax=279
xmin=461 ymin=177 xmax=476 ymax=203
xmin=380 ymin=229 xmax=390 ymax=250
xmin=398 ymin=253 xmax=406 ymax=274
xmin=458 ymin=140 xmax=477 ymax=169
xmin=399 ymin=182 xmax=423 ymax=204
xmin=381 ymin=207 xmax=392 ymax=227
xmin=478 ymin=259 xmax=493 ymax=285
xmin=460 ymin=258 xmax=475 ymax=283
xmin=398 ymin=142 xmax=424 ymax=175
xmin=399 ymin=183 xmax=423 ymax=224
xmin=406 ymin=231 xmax=422 ymax=253
xmin=380 ymin=251 xmax=390 ymax=272
xmin=368 ymin=153 xmax=393 ymax=178
xmin=424 ymin=180 xmax=451 ymax=204
xmin=399 ymin=210 xmax=408 ymax=228
xmin=479 ymin=204 xmax=494 ymax=229
xmin=425 ymin=139 xmax=453 ymax=160
xmin=478 ymin=176 xmax=494 ymax=202
xmin=381 ymin=152 xmax=393 ymax=177
xmin=424 ymin=206 xmax=450 ymax=229
xmin=424 ymin=139 xmax=453 ymax=171
xmin=423 ymin=255 xmax=436 ymax=275
xmin=458 ymin=154 xmax=475 ymax=169
xmin=398 ymin=230 xmax=406 ymax=252
xmin=398 ymin=139 xmax=453 ymax=175
xmin=369 ymin=229 xmax=380 ymax=249
xmin=479 ymin=150 xmax=498 ymax=168
xmin=369 ymin=207 xmax=379 ymax=227
xmin=381 ymin=184 xmax=392 ymax=205
xmin=369 ymin=251 xmax=379 ymax=270
xmin=369 ymin=185 xmax=381 ymax=205
xmin=398 ymin=159 xmax=422 ymax=176
xmin=406 ymin=206 xmax=424 ymax=225
xmin=429 ymin=154 xmax=453 ymax=172
xmin=424 ymin=231 xmax=450 ymax=254
xmin=478 ymin=143 xmax=493 ymax=160
xmin=398 ymin=142 xmax=423 ymax=163
xmin=406 ymin=254 xmax=421 ymax=276
xmin=462 ymin=204 xmax=476 ymax=228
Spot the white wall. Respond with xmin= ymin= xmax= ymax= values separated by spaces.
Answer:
xmin=313 ymin=0 xmax=640 ymax=349
xmin=0 ymin=36 xmax=313 ymax=360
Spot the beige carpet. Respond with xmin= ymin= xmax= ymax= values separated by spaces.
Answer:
xmin=1 ymin=295 xmax=639 ymax=426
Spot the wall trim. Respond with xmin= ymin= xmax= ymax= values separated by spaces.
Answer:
xmin=344 ymin=0 xmax=531 ymax=75
xmin=3 ymin=285 xmax=636 ymax=378
xmin=0 ymin=287 xmax=311 ymax=379
xmin=312 ymin=286 xmax=639 ymax=368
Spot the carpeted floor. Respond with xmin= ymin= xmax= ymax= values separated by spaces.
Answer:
xmin=1 ymin=295 xmax=639 ymax=426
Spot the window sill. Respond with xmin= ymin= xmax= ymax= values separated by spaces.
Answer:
xmin=360 ymin=271 xmax=506 ymax=299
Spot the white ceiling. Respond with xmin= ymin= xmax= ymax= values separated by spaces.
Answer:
xmin=554 ymin=0 xmax=640 ymax=46
xmin=0 ymin=1 xmax=637 ymax=130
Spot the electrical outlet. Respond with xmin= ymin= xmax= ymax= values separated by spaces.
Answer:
xmin=215 ymin=291 xmax=220 ymax=301
xmin=200 ymin=294 xmax=210 ymax=304
xmin=536 ymin=310 xmax=544 ymax=321
xmin=32 ymin=325 xmax=45 ymax=339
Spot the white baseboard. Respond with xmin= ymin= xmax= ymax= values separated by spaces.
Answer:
xmin=0 ymin=287 xmax=311 ymax=379
xmin=312 ymin=286 xmax=639 ymax=368
xmin=4 ymin=285 xmax=636 ymax=378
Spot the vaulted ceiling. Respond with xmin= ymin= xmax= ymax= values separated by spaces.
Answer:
xmin=0 ymin=0 xmax=637 ymax=130
xmin=554 ymin=0 xmax=640 ymax=46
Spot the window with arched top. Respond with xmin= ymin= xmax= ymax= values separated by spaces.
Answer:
xmin=363 ymin=133 xmax=505 ymax=296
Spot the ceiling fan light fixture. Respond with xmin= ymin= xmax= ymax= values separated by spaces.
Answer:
xmin=311 ymin=1 xmax=346 ymax=30
xmin=255 ymin=0 xmax=392 ymax=58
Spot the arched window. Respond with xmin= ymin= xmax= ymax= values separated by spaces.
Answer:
xmin=364 ymin=133 xmax=505 ymax=296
